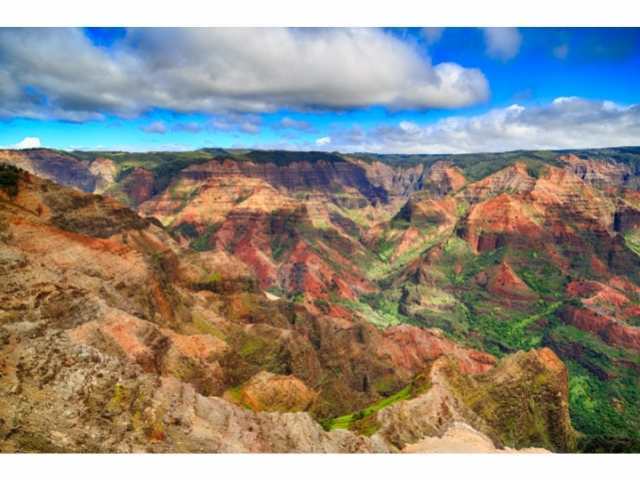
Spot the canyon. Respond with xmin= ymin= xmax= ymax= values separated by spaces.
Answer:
xmin=2 ymin=146 xmax=640 ymax=452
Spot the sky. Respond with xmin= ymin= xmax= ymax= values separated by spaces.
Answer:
xmin=0 ymin=27 xmax=639 ymax=154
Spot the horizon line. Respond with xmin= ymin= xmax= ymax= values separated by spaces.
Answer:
xmin=1 ymin=145 xmax=639 ymax=157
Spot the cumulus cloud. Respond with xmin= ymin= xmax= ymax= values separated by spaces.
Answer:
xmin=141 ymin=121 xmax=168 ymax=134
xmin=315 ymin=136 xmax=332 ymax=146
xmin=11 ymin=136 xmax=41 ymax=149
xmin=321 ymin=97 xmax=640 ymax=154
xmin=0 ymin=28 xmax=489 ymax=121
xmin=482 ymin=28 xmax=522 ymax=61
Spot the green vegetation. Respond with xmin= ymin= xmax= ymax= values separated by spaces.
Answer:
xmin=240 ymin=149 xmax=346 ymax=166
xmin=174 ymin=222 xmax=198 ymax=239
xmin=447 ymin=244 xmax=505 ymax=286
xmin=204 ymin=271 xmax=222 ymax=284
xmin=192 ymin=313 xmax=226 ymax=340
xmin=374 ymin=237 xmax=394 ymax=262
xmin=229 ymin=329 xmax=296 ymax=377
xmin=401 ymin=284 xmax=472 ymax=336
xmin=360 ymin=223 xmax=639 ymax=449
xmin=445 ymin=358 xmax=576 ymax=452
xmin=367 ymin=231 xmax=448 ymax=281
xmin=269 ymin=212 xmax=300 ymax=261
xmin=624 ymin=229 xmax=640 ymax=256
xmin=518 ymin=261 xmax=567 ymax=298
xmin=470 ymin=301 xmax=562 ymax=355
xmin=340 ymin=294 xmax=408 ymax=328
xmin=107 ymin=383 xmax=127 ymax=412
xmin=322 ymin=373 xmax=431 ymax=435
xmin=351 ymin=149 xmax=565 ymax=181
xmin=189 ymin=223 xmax=221 ymax=252
xmin=0 ymin=163 xmax=21 ymax=197
xmin=322 ymin=384 xmax=412 ymax=434
xmin=73 ymin=149 xmax=215 ymax=199
xmin=548 ymin=325 xmax=640 ymax=447
xmin=223 ymin=385 xmax=252 ymax=410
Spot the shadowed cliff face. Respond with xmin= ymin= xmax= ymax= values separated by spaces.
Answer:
xmin=2 ymin=145 xmax=640 ymax=451
xmin=0 ymin=149 xmax=96 ymax=192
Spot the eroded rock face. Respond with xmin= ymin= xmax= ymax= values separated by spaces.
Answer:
xmin=486 ymin=262 xmax=537 ymax=302
xmin=461 ymin=163 xmax=536 ymax=204
xmin=402 ymin=422 xmax=548 ymax=453
xmin=0 ymin=168 xmax=577 ymax=452
xmin=0 ymin=149 xmax=96 ymax=192
xmin=380 ymin=325 xmax=496 ymax=376
xmin=560 ymin=154 xmax=633 ymax=192
xmin=0 ymin=324 xmax=568 ymax=452
xmin=121 ymin=168 xmax=155 ymax=206
xmin=561 ymin=306 xmax=640 ymax=352
xmin=0 ymin=330 xmax=389 ymax=453
xmin=176 ymin=157 xmax=389 ymax=204
xmin=426 ymin=162 xmax=466 ymax=197
xmin=150 ymin=377 xmax=390 ymax=453
xmin=464 ymin=193 xmax=543 ymax=253
xmin=353 ymin=159 xmax=425 ymax=199
xmin=89 ymin=157 xmax=117 ymax=194
xmin=375 ymin=349 xmax=575 ymax=452
xmin=231 ymin=371 xmax=317 ymax=412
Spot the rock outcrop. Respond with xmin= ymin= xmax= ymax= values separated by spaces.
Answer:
xmin=402 ymin=422 xmax=548 ymax=453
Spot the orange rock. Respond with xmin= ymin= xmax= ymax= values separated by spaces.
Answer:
xmin=536 ymin=347 xmax=565 ymax=373
xmin=461 ymin=162 xmax=535 ymax=204
xmin=610 ymin=276 xmax=640 ymax=296
xmin=69 ymin=310 xmax=168 ymax=372
xmin=590 ymin=255 xmax=609 ymax=276
xmin=559 ymin=154 xmax=631 ymax=191
xmin=486 ymin=262 xmax=537 ymax=302
xmin=381 ymin=325 xmax=496 ymax=376
xmin=236 ymin=371 xmax=317 ymax=412
xmin=566 ymin=280 xmax=602 ymax=298
xmin=161 ymin=330 xmax=228 ymax=362
xmin=562 ymin=306 xmax=640 ymax=352
xmin=465 ymin=194 xmax=542 ymax=253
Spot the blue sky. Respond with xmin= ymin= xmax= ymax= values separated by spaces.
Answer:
xmin=0 ymin=27 xmax=639 ymax=153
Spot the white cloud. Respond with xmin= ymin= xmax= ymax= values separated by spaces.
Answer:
xmin=0 ymin=28 xmax=489 ymax=121
xmin=141 ymin=121 xmax=168 ymax=134
xmin=553 ymin=44 xmax=569 ymax=60
xmin=422 ymin=28 xmax=444 ymax=45
xmin=399 ymin=121 xmax=419 ymax=132
xmin=315 ymin=136 xmax=332 ymax=146
xmin=279 ymin=117 xmax=312 ymax=131
xmin=209 ymin=113 xmax=262 ymax=134
xmin=482 ymin=28 xmax=522 ymax=61
xmin=321 ymin=97 xmax=640 ymax=154
xmin=12 ymin=136 xmax=41 ymax=149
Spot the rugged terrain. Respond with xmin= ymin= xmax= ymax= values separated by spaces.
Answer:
xmin=2 ymin=145 xmax=640 ymax=452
